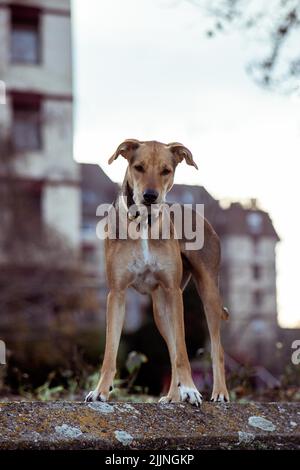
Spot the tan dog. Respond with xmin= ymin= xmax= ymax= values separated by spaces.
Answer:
xmin=85 ymin=139 xmax=229 ymax=405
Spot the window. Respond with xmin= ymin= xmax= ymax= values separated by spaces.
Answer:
xmin=253 ymin=236 xmax=260 ymax=256
xmin=253 ymin=290 xmax=263 ymax=307
xmin=82 ymin=246 xmax=96 ymax=265
xmin=17 ymin=183 xmax=42 ymax=230
xmin=10 ymin=6 xmax=40 ymax=64
xmin=12 ymin=93 xmax=42 ymax=151
xmin=253 ymin=264 xmax=261 ymax=280
xmin=82 ymin=190 xmax=98 ymax=205
xmin=246 ymin=212 xmax=263 ymax=234
xmin=1 ymin=180 xmax=42 ymax=246
xmin=81 ymin=220 xmax=96 ymax=241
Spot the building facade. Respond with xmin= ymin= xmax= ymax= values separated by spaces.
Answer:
xmin=168 ymin=187 xmax=280 ymax=365
xmin=0 ymin=1 xmax=281 ymax=370
xmin=216 ymin=202 xmax=280 ymax=365
xmin=0 ymin=0 xmax=80 ymax=249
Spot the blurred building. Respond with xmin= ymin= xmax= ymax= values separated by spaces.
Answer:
xmin=0 ymin=0 xmax=80 ymax=248
xmin=216 ymin=201 xmax=280 ymax=366
xmin=0 ymin=1 xmax=282 ymax=373
xmin=80 ymin=163 xmax=118 ymax=285
xmin=168 ymin=188 xmax=280 ymax=365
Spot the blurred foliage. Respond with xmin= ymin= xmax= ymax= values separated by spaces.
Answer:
xmin=1 ymin=352 xmax=299 ymax=403
xmin=125 ymin=351 xmax=148 ymax=391
xmin=227 ymin=363 xmax=300 ymax=403
xmin=0 ymin=342 xmax=299 ymax=402
xmin=0 ymin=350 xmax=153 ymax=402
xmin=188 ymin=0 xmax=300 ymax=92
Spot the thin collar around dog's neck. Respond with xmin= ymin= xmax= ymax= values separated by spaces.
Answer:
xmin=121 ymin=182 xmax=153 ymax=226
xmin=121 ymin=182 xmax=140 ymax=221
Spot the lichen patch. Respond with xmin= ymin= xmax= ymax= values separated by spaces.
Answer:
xmin=248 ymin=416 xmax=276 ymax=432
xmin=114 ymin=430 xmax=133 ymax=446
xmin=238 ymin=431 xmax=255 ymax=444
xmin=88 ymin=402 xmax=114 ymax=413
xmin=55 ymin=424 xmax=83 ymax=438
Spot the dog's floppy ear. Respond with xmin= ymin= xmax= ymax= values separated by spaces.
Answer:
xmin=167 ymin=142 xmax=198 ymax=170
xmin=108 ymin=139 xmax=140 ymax=164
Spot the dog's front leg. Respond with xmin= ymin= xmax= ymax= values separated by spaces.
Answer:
xmin=152 ymin=287 xmax=202 ymax=406
xmin=85 ymin=289 xmax=126 ymax=402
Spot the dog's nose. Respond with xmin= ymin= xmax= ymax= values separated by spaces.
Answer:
xmin=143 ymin=189 xmax=158 ymax=204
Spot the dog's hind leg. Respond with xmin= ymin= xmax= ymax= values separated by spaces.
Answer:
xmin=192 ymin=269 xmax=229 ymax=402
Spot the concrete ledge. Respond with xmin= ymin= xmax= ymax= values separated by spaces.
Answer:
xmin=0 ymin=401 xmax=299 ymax=450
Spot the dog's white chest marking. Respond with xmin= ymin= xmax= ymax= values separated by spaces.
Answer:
xmin=141 ymin=227 xmax=150 ymax=264
xmin=128 ymin=227 xmax=162 ymax=294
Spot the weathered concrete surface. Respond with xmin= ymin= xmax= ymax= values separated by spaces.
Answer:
xmin=0 ymin=401 xmax=299 ymax=450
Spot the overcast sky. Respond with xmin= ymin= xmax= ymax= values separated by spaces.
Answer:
xmin=72 ymin=0 xmax=300 ymax=328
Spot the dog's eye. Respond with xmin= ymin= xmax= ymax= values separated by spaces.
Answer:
xmin=134 ymin=165 xmax=145 ymax=173
xmin=161 ymin=168 xmax=171 ymax=176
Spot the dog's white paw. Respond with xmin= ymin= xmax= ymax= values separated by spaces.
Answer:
xmin=179 ymin=384 xmax=202 ymax=407
xmin=210 ymin=391 xmax=230 ymax=403
xmin=84 ymin=390 xmax=108 ymax=403
xmin=159 ymin=384 xmax=202 ymax=406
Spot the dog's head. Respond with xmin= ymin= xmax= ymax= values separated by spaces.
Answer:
xmin=108 ymin=139 xmax=198 ymax=206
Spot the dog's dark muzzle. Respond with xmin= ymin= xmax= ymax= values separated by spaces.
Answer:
xmin=143 ymin=189 xmax=158 ymax=205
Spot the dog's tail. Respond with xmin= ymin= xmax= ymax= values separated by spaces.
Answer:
xmin=222 ymin=306 xmax=229 ymax=321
